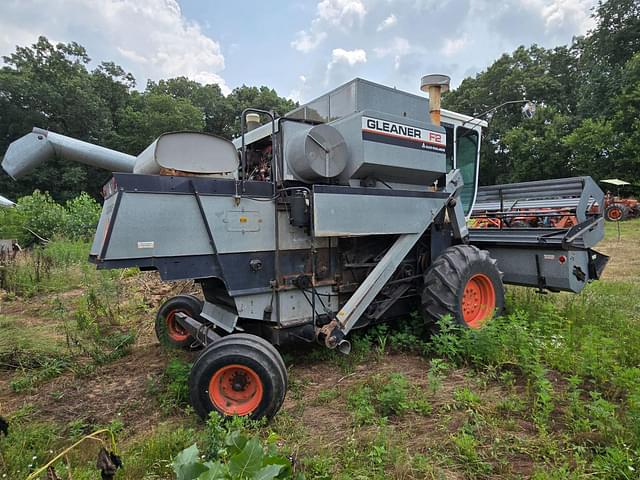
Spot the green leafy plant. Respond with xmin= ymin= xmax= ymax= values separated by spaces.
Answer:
xmin=347 ymin=384 xmax=376 ymax=426
xmin=375 ymin=373 xmax=410 ymax=417
xmin=172 ymin=422 xmax=298 ymax=480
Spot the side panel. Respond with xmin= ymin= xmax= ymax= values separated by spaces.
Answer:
xmin=97 ymin=193 xmax=276 ymax=260
xmin=313 ymin=186 xmax=448 ymax=236
xmin=484 ymin=247 xmax=601 ymax=293
xmin=90 ymin=193 xmax=118 ymax=257
xmin=233 ymin=286 xmax=339 ymax=325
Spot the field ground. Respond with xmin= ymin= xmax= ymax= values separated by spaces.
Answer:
xmin=0 ymin=220 xmax=639 ymax=479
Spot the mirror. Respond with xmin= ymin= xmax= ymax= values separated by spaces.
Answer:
xmin=522 ymin=101 xmax=536 ymax=119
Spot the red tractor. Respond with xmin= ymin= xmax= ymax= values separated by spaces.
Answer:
xmin=601 ymin=179 xmax=640 ymax=222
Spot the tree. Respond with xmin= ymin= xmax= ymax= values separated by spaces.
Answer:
xmin=224 ymin=86 xmax=297 ymax=138
xmin=147 ymin=80 xmax=297 ymax=139
xmin=146 ymin=77 xmax=230 ymax=136
xmin=575 ymin=0 xmax=640 ymax=117
xmin=0 ymin=37 xmax=295 ymax=201
xmin=444 ymin=45 xmax=579 ymax=184
xmin=0 ymin=37 xmax=130 ymax=200
xmin=113 ymin=92 xmax=205 ymax=154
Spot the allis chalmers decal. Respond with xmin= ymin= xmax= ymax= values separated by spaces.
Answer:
xmin=361 ymin=116 xmax=446 ymax=153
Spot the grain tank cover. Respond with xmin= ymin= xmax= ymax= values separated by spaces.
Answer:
xmin=284 ymin=124 xmax=348 ymax=182
xmin=133 ymin=132 xmax=238 ymax=176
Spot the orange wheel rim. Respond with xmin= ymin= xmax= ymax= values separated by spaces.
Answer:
xmin=609 ymin=208 xmax=622 ymax=220
xmin=209 ymin=365 xmax=263 ymax=416
xmin=166 ymin=309 xmax=189 ymax=342
xmin=462 ymin=274 xmax=496 ymax=329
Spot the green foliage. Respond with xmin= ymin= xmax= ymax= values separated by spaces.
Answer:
xmin=0 ymin=418 xmax=60 ymax=478
xmin=158 ymin=358 xmax=192 ymax=413
xmin=13 ymin=190 xmax=68 ymax=243
xmin=444 ymin=1 xmax=640 ymax=186
xmin=0 ymin=36 xmax=296 ymax=201
xmin=0 ymin=191 xmax=101 ymax=245
xmin=375 ymin=373 xmax=410 ymax=417
xmin=172 ymin=414 xmax=298 ymax=480
xmin=114 ymin=92 xmax=205 ymax=154
xmin=62 ymin=193 xmax=102 ymax=240
xmin=347 ymin=372 xmax=432 ymax=425
xmin=347 ymin=384 xmax=376 ymax=426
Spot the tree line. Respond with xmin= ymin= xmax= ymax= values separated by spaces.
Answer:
xmin=443 ymin=0 xmax=640 ymax=189
xmin=0 ymin=0 xmax=638 ymax=202
xmin=0 ymin=38 xmax=296 ymax=201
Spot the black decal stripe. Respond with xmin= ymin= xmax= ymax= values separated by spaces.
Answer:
xmin=314 ymin=184 xmax=449 ymax=199
xmin=362 ymin=131 xmax=445 ymax=152
xmin=112 ymin=173 xmax=274 ymax=197
xmin=362 ymin=128 xmax=445 ymax=147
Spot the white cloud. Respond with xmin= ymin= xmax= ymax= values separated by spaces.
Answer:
xmin=329 ymin=48 xmax=367 ymax=67
xmin=291 ymin=0 xmax=366 ymax=55
xmin=441 ymin=36 xmax=468 ymax=56
xmin=317 ymin=0 xmax=367 ymax=28
xmin=291 ymin=30 xmax=328 ymax=53
xmin=0 ymin=0 xmax=230 ymax=94
xmin=374 ymin=37 xmax=421 ymax=71
xmin=374 ymin=37 xmax=411 ymax=58
xmin=520 ymin=0 xmax=596 ymax=34
xmin=287 ymin=75 xmax=309 ymax=102
xmin=377 ymin=14 xmax=398 ymax=32
xmin=325 ymin=48 xmax=367 ymax=86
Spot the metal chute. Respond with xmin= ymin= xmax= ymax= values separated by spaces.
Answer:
xmin=1 ymin=128 xmax=136 ymax=179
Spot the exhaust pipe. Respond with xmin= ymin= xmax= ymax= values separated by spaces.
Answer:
xmin=2 ymin=128 xmax=136 ymax=179
xmin=420 ymin=74 xmax=451 ymax=126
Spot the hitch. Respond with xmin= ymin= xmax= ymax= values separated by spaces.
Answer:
xmin=174 ymin=312 xmax=221 ymax=347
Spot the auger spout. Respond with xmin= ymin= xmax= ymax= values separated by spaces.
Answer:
xmin=1 ymin=127 xmax=136 ymax=179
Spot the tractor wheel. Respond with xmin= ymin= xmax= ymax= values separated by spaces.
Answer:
xmin=155 ymin=295 xmax=204 ymax=349
xmin=189 ymin=333 xmax=287 ymax=420
xmin=605 ymin=204 xmax=627 ymax=222
xmin=421 ymin=245 xmax=504 ymax=329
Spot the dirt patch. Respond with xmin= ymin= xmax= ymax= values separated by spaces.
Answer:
xmin=1 ymin=344 xmax=175 ymax=433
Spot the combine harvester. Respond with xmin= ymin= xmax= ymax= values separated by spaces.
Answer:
xmin=2 ymin=75 xmax=608 ymax=420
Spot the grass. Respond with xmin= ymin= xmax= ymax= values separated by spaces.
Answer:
xmin=1 ymin=220 xmax=639 ymax=479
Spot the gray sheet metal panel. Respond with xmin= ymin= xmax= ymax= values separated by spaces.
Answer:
xmin=313 ymin=191 xmax=446 ymax=236
xmin=486 ymin=247 xmax=591 ymax=293
xmin=133 ymin=132 xmax=238 ymax=175
xmin=100 ymin=193 xmax=278 ymax=259
xmin=332 ymin=110 xmax=446 ymax=186
xmin=281 ymin=121 xmax=314 ymax=182
xmin=233 ymin=286 xmax=337 ymax=325
xmin=286 ymin=78 xmax=430 ymax=124
xmin=201 ymin=301 xmax=238 ymax=332
xmin=90 ymin=193 xmax=118 ymax=257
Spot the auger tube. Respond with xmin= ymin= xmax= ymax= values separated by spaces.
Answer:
xmin=1 ymin=127 xmax=136 ymax=179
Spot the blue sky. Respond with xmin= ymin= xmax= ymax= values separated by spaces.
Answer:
xmin=0 ymin=0 xmax=597 ymax=102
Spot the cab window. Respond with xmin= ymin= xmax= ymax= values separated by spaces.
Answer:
xmin=443 ymin=124 xmax=454 ymax=172
xmin=456 ymin=127 xmax=479 ymax=215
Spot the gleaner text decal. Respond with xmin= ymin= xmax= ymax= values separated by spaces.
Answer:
xmin=361 ymin=116 xmax=446 ymax=153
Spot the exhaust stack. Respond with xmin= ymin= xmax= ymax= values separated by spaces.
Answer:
xmin=1 ymin=128 xmax=136 ymax=179
xmin=420 ymin=74 xmax=450 ymax=126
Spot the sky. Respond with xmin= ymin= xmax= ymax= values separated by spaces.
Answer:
xmin=0 ymin=0 xmax=598 ymax=103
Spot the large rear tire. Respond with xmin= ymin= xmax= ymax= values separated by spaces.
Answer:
xmin=421 ymin=245 xmax=504 ymax=329
xmin=189 ymin=334 xmax=287 ymax=420
xmin=155 ymin=295 xmax=204 ymax=349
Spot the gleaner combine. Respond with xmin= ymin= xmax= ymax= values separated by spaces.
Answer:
xmin=2 ymin=75 xmax=608 ymax=420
